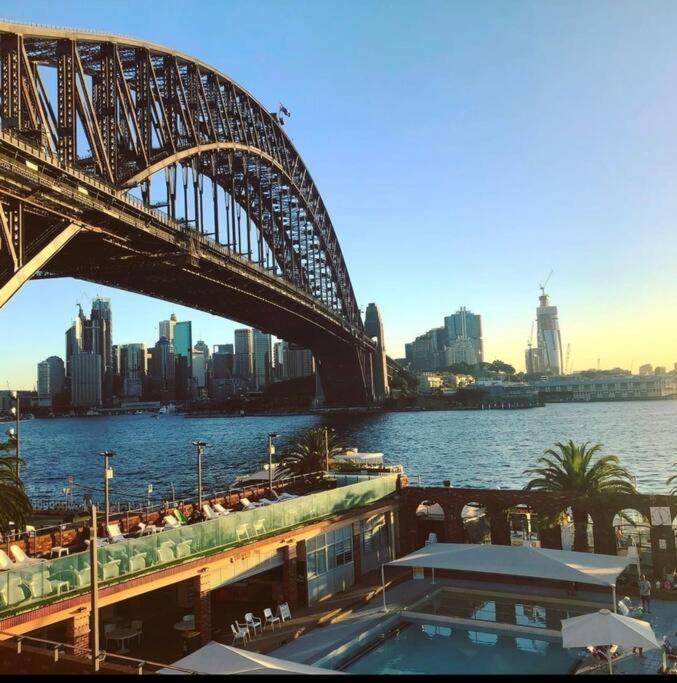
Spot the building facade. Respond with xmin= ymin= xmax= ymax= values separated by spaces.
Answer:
xmin=535 ymin=289 xmax=563 ymax=375
xmin=234 ymin=328 xmax=254 ymax=379
xmin=253 ymin=329 xmax=272 ymax=390
xmin=36 ymin=356 xmax=65 ymax=408
xmin=70 ymin=353 xmax=103 ymax=407
xmin=119 ymin=343 xmax=147 ymax=399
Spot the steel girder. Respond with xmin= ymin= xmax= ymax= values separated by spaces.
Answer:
xmin=0 ymin=21 xmax=361 ymax=329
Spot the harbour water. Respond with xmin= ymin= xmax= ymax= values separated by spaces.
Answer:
xmin=15 ymin=400 xmax=677 ymax=504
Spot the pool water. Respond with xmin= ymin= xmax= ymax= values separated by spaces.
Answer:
xmin=342 ymin=622 xmax=580 ymax=675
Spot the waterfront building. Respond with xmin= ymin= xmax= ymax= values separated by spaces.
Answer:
xmin=64 ymin=307 xmax=84 ymax=378
xmin=535 ymin=288 xmax=563 ymax=375
xmin=639 ymin=363 xmax=653 ymax=375
xmin=119 ymin=343 xmax=147 ymax=399
xmin=654 ymin=366 xmax=666 ymax=375
xmin=211 ymin=351 xmax=234 ymax=380
xmin=253 ymin=329 xmax=272 ymax=390
xmin=284 ymin=342 xmax=315 ymax=378
xmin=36 ymin=356 xmax=65 ymax=408
xmin=70 ymin=353 xmax=102 ymax=407
xmin=159 ymin=313 xmax=177 ymax=343
xmin=234 ymin=328 xmax=254 ymax=379
xmin=444 ymin=307 xmax=484 ymax=363
xmin=534 ymin=373 xmax=677 ymax=401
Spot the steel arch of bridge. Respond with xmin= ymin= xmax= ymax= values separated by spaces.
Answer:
xmin=0 ymin=20 xmax=361 ymax=329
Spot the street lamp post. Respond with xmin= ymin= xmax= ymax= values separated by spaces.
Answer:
xmin=99 ymin=451 xmax=115 ymax=530
xmin=192 ymin=441 xmax=209 ymax=509
xmin=267 ymin=433 xmax=278 ymax=494
xmin=89 ymin=504 xmax=100 ymax=672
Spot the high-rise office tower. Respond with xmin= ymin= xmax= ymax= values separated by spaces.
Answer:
xmin=90 ymin=298 xmax=113 ymax=404
xmin=253 ymin=329 xmax=272 ymax=390
xmin=273 ymin=341 xmax=285 ymax=380
xmin=37 ymin=356 xmax=65 ymax=407
xmin=234 ymin=328 xmax=254 ymax=379
xmin=364 ymin=303 xmax=389 ymax=400
xmin=444 ymin=307 xmax=483 ymax=363
xmin=65 ymin=308 xmax=84 ymax=378
xmin=119 ymin=343 xmax=147 ymax=399
xmin=159 ymin=313 xmax=177 ymax=343
xmin=150 ymin=337 xmax=175 ymax=401
xmin=71 ymin=353 xmax=103 ymax=407
xmin=284 ymin=343 xmax=315 ymax=378
xmin=173 ymin=321 xmax=192 ymax=399
xmin=536 ymin=288 xmax=563 ymax=375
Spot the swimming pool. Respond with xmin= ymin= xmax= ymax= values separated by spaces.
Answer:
xmin=341 ymin=621 xmax=581 ymax=675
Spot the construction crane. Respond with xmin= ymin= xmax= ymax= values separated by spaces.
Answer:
xmin=526 ymin=320 xmax=535 ymax=350
xmin=539 ymin=270 xmax=553 ymax=298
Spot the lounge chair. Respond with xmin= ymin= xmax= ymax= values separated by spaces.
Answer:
xmin=106 ymin=523 xmax=126 ymax=543
xmin=163 ymin=515 xmax=182 ymax=529
xmin=202 ymin=504 xmax=220 ymax=520
xmin=0 ymin=549 xmax=15 ymax=570
xmin=239 ymin=497 xmax=262 ymax=511
xmin=263 ymin=607 xmax=280 ymax=630
xmin=257 ymin=498 xmax=276 ymax=506
xmin=231 ymin=622 xmax=248 ymax=646
xmin=273 ymin=491 xmax=298 ymax=502
xmin=213 ymin=503 xmax=231 ymax=516
xmin=173 ymin=509 xmax=189 ymax=525
xmin=244 ymin=612 xmax=262 ymax=635
xmin=9 ymin=544 xmax=36 ymax=565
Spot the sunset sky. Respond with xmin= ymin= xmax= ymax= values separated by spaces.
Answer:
xmin=1 ymin=0 xmax=676 ymax=388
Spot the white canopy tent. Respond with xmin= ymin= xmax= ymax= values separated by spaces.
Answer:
xmin=157 ymin=641 xmax=341 ymax=675
xmin=382 ymin=543 xmax=634 ymax=612
xmin=561 ymin=608 xmax=661 ymax=673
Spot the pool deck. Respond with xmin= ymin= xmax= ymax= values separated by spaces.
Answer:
xmin=268 ymin=576 xmax=677 ymax=675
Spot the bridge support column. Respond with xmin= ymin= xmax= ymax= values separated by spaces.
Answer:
xmin=65 ymin=608 xmax=90 ymax=657
xmin=192 ymin=570 xmax=212 ymax=646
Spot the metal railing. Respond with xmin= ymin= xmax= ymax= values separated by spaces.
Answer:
xmin=0 ymin=629 xmax=198 ymax=674
xmin=0 ymin=474 xmax=399 ymax=618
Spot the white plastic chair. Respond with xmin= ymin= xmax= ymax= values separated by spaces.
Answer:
xmin=163 ymin=515 xmax=181 ymax=529
xmin=129 ymin=554 xmax=146 ymax=572
xmin=103 ymin=623 xmax=115 ymax=647
xmin=231 ymin=622 xmax=248 ymax=646
xmin=425 ymin=532 xmax=438 ymax=545
xmin=277 ymin=602 xmax=292 ymax=622
xmin=244 ymin=612 xmax=262 ymax=635
xmin=236 ymin=524 xmax=250 ymax=541
xmin=253 ymin=520 xmax=267 ymax=536
xmin=263 ymin=607 xmax=280 ymax=630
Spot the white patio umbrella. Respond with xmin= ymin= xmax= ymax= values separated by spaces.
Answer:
xmin=561 ymin=608 xmax=661 ymax=673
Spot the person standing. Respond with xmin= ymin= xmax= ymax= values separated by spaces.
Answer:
xmin=639 ymin=574 xmax=651 ymax=613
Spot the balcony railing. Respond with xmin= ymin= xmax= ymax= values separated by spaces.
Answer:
xmin=0 ymin=473 xmax=399 ymax=619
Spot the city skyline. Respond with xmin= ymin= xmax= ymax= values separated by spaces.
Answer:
xmin=1 ymin=1 xmax=677 ymax=386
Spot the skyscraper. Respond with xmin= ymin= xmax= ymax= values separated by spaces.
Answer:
xmin=90 ymin=298 xmax=113 ymax=403
xmin=65 ymin=309 xmax=84 ymax=378
xmin=159 ymin=313 xmax=177 ymax=343
xmin=119 ymin=343 xmax=147 ymax=399
xmin=444 ymin=307 xmax=483 ymax=363
xmin=284 ymin=343 xmax=315 ymax=378
xmin=535 ymin=287 xmax=563 ymax=375
xmin=173 ymin=320 xmax=192 ymax=400
xmin=71 ymin=353 xmax=103 ymax=407
xmin=37 ymin=356 xmax=65 ymax=407
xmin=253 ymin=329 xmax=272 ymax=390
xmin=234 ymin=328 xmax=254 ymax=379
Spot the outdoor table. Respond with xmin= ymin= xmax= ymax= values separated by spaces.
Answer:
xmin=106 ymin=627 xmax=139 ymax=654
xmin=49 ymin=546 xmax=69 ymax=558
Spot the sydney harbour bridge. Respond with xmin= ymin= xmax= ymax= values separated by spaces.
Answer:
xmin=0 ymin=21 xmax=392 ymax=406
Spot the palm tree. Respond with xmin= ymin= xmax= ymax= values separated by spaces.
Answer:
xmin=524 ymin=441 xmax=636 ymax=552
xmin=278 ymin=427 xmax=343 ymax=476
xmin=0 ymin=455 xmax=32 ymax=534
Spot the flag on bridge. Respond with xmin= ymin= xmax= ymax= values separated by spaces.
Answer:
xmin=279 ymin=103 xmax=291 ymax=117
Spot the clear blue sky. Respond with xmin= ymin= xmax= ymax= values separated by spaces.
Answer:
xmin=2 ymin=0 xmax=677 ymax=388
